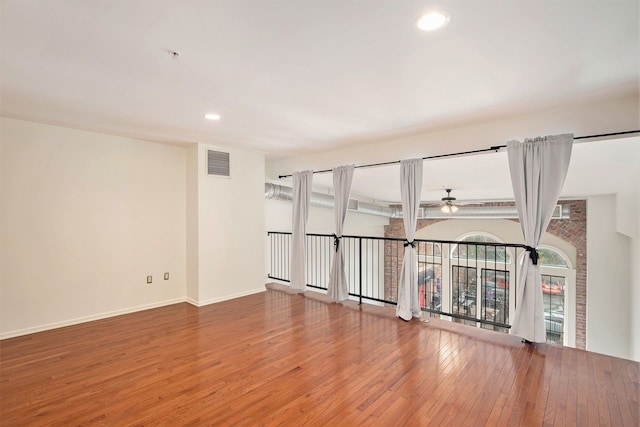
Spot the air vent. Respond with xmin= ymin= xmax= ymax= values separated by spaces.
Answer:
xmin=552 ymin=204 xmax=570 ymax=220
xmin=207 ymin=150 xmax=230 ymax=177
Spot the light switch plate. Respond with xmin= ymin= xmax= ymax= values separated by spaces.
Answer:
xmin=147 ymin=276 xmax=152 ymax=284
xmin=164 ymin=272 xmax=169 ymax=280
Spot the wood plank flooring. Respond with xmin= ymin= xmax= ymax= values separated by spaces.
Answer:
xmin=1 ymin=285 xmax=638 ymax=426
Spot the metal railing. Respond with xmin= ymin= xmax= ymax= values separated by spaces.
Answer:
xmin=268 ymin=231 xmax=530 ymax=332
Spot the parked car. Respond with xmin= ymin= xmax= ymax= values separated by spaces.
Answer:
xmin=542 ymin=283 xmax=563 ymax=295
xmin=544 ymin=312 xmax=564 ymax=335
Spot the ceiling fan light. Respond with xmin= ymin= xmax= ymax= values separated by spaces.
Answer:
xmin=451 ymin=205 xmax=459 ymax=213
xmin=441 ymin=205 xmax=450 ymax=213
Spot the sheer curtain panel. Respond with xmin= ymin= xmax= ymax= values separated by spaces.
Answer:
xmin=290 ymin=171 xmax=313 ymax=292
xmin=396 ymin=159 xmax=423 ymax=321
xmin=507 ymin=134 xmax=573 ymax=342
xmin=327 ymin=165 xmax=355 ymax=301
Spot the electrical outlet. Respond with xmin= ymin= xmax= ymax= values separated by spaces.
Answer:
xmin=147 ymin=275 xmax=152 ymax=284
xmin=164 ymin=272 xmax=169 ymax=280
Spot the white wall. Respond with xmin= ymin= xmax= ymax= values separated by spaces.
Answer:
xmin=586 ymin=195 xmax=632 ymax=359
xmin=190 ymin=143 xmax=266 ymax=305
xmin=1 ymin=119 xmax=268 ymax=336
xmin=0 ymin=118 xmax=187 ymax=338
xmin=265 ymin=198 xmax=388 ymax=236
xmin=186 ymin=144 xmax=199 ymax=302
xmin=629 ymin=142 xmax=640 ymax=361
xmin=633 ymin=208 xmax=640 ymax=361
xmin=613 ymin=138 xmax=640 ymax=239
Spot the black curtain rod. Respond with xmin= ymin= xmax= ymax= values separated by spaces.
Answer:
xmin=277 ymin=129 xmax=639 ymax=179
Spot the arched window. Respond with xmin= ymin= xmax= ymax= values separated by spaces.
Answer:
xmin=451 ymin=233 xmax=511 ymax=264
xmin=537 ymin=247 xmax=569 ymax=268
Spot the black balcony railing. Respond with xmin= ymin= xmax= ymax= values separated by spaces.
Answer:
xmin=268 ymin=231 xmax=532 ymax=332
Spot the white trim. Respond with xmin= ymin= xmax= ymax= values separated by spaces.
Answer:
xmin=266 ymin=278 xmax=291 ymax=287
xmin=186 ymin=297 xmax=200 ymax=307
xmin=454 ymin=231 xmax=505 ymax=244
xmin=0 ymin=297 xmax=187 ymax=340
xmin=188 ymin=287 xmax=265 ymax=307
xmin=537 ymin=245 xmax=574 ymax=269
xmin=3 ymin=287 xmax=271 ymax=339
xmin=539 ymin=266 xmax=577 ymax=348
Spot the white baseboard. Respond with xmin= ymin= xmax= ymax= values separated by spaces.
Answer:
xmin=185 ymin=297 xmax=200 ymax=307
xmin=1 ymin=288 xmax=269 ymax=340
xmin=188 ymin=287 xmax=265 ymax=307
xmin=0 ymin=297 xmax=187 ymax=340
xmin=266 ymin=278 xmax=291 ymax=287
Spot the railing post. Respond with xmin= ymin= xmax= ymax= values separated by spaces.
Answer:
xmin=359 ymin=237 xmax=363 ymax=305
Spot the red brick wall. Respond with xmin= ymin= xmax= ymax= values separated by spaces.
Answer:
xmin=384 ymin=200 xmax=587 ymax=349
xmin=546 ymin=200 xmax=587 ymax=349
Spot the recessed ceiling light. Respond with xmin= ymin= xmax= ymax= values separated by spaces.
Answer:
xmin=205 ymin=113 xmax=221 ymax=121
xmin=417 ymin=11 xmax=450 ymax=31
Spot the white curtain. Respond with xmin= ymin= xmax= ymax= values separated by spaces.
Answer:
xmin=396 ymin=159 xmax=423 ymax=321
xmin=290 ymin=170 xmax=313 ymax=292
xmin=507 ymin=134 xmax=573 ymax=342
xmin=327 ymin=165 xmax=355 ymax=301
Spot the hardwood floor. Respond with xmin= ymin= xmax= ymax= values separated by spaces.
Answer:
xmin=1 ymin=285 xmax=638 ymax=426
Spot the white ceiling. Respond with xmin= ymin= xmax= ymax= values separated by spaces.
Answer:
xmin=1 ymin=0 xmax=638 ymax=160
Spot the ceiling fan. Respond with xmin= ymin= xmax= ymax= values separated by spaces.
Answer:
xmin=440 ymin=188 xmax=459 ymax=214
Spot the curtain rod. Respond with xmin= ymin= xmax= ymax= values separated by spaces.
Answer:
xmin=277 ymin=129 xmax=639 ymax=179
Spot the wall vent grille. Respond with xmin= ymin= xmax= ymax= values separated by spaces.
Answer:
xmin=207 ymin=150 xmax=230 ymax=177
